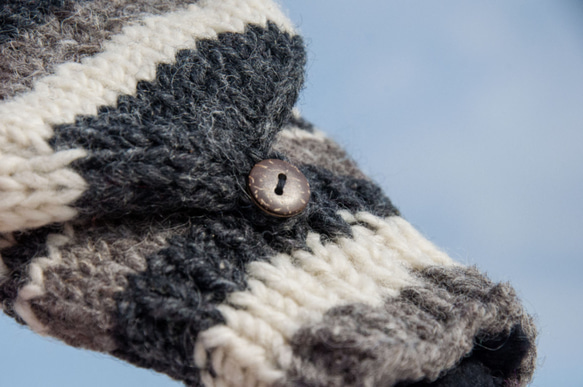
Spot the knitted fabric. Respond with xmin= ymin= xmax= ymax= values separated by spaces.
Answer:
xmin=0 ymin=1 xmax=537 ymax=386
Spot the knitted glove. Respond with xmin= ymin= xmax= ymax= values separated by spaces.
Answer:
xmin=0 ymin=1 xmax=537 ymax=386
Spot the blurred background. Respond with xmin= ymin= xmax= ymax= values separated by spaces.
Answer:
xmin=1 ymin=1 xmax=581 ymax=385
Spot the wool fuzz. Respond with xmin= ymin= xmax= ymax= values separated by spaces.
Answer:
xmin=0 ymin=1 xmax=537 ymax=386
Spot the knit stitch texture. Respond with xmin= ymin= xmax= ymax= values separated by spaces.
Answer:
xmin=0 ymin=1 xmax=537 ymax=386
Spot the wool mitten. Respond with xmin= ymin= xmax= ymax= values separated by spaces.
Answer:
xmin=0 ymin=1 xmax=537 ymax=386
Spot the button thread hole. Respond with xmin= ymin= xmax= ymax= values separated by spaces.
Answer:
xmin=275 ymin=173 xmax=287 ymax=195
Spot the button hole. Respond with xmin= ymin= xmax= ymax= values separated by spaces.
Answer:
xmin=275 ymin=173 xmax=287 ymax=195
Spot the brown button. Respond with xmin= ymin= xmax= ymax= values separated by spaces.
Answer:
xmin=248 ymin=159 xmax=310 ymax=217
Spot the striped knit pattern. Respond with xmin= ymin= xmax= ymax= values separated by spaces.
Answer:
xmin=0 ymin=0 xmax=198 ymax=99
xmin=194 ymin=212 xmax=455 ymax=386
xmin=0 ymin=0 xmax=294 ymax=232
xmin=0 ymin=1 xmax=537 ymax=386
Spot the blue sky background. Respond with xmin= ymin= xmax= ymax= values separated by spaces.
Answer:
xmin=1 ymin=1 xmax=582 ymax=385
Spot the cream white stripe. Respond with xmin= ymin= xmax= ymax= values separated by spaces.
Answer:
xmin=12 ymin=227 xmax=73 ymax=335
xmin=278 ymin=127 xmax=328 ymax=142
xmin=0 ymin=0 xmax=294 ymax=149
xmin=195 ymin=213 xmax=457 ymax=386
xmin=13 ymin=284 xmax=49 ymax=334
xmin=0 ymin=0 xmax=294 ymax=233
xmin=0 ymin=150 xmax=87 ymax=232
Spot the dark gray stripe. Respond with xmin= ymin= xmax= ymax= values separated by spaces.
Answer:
xmin=0 ymin=0 xmax=197 ymax=99
xmin=112 ymin=213 xmax=277 ymax=385
xmin=0 ymin=0 xmax=80 ymax=44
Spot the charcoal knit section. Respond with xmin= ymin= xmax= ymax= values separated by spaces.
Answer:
xmin=399 ymin=326 xmax=531 ymax=386
xmin=50 ymin=23 xmax=305 ymax=219
xmin=0 ymin=0 xmax=80 ymax=44
xmin=111 ymin=215 xmax=275 ymax=386
xmin=398 ymin=359 xmax=505 ymax=387
xmin=281 ymin=266 xmax=535 ymax=387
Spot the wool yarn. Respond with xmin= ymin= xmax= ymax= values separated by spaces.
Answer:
xmin=0 ymin=1 xmax=537 ymax=386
